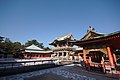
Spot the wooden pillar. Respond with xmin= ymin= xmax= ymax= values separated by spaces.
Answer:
xmin=89 ymin=56 xmax=92 ymax=64
xmin=41 ymin=54 xmax=43 ymax=57
xmin=83 ymin=49 xmax=86 ymax=62
xmin=57 ymin=52 xmax=59 ymax=57
xmin=101 ymin=56 xmax=106 ymax=72
xmin=66 ymin=52 xmax=68 ymax=60
xmin=66 ymin=52 xmax=68 ymax=57
xmin=106 ymin=45 xmax=115 ymax=68
xmin=62 ymin=52 xmax=64 ymax=60
xmin=113 ymin=54 xmax=117 ymax=63
xmin=29 ymin=52 xmax=31 ymax=59
xmin=68 ymin=52 xmax=70 ymax=60
xmin=78 ymin=53 xmax=80 ymax=61
xmin=62 ymin=52 xmax=64 ymax=57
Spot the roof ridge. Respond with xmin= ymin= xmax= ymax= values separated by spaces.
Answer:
xmin=56 ymin=33 xmax=72 ymax=40
xmin=57 ymin=33 xmax=71 ymax=39
xmin=26 ymin=44 xmax=43 ymax=50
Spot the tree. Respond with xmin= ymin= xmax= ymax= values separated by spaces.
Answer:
xmin=12 ymin=42 xmax=24 ymax=58
xmin=44 ymin=47 xmax=51 ymax=51
xmin=25 ymin=40 xmax=44 ymax=48
xmin=3 ymin=42 xmax=14 ymax=54
xmin=0 ymin=41 xmax=24 ymax=58
xmin=0 ymin=41 xmax=14 ymax=58
xmin=5 ymin=38 xmax=11 ymax=42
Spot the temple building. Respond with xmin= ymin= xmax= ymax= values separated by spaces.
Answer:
xmin=22 ymin=44 xmax=52 ymax=58
xmin=71 ymin=27 xmax=120 ymax=73
xmin=49 ymin=33 xmax=76 ymax=61
xmin=76 ymin=47 xmax=83 ymax=61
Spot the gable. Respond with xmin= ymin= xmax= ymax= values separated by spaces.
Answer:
xmin=50 ymin=33 xmax=75 ymax=45
xmin=26 ymin=44 xmax=43 ymax=51
xmin=81 ymin=31 xmax=104 ymax=40
xmin=57 ymin=33 xmax=75 ymax=41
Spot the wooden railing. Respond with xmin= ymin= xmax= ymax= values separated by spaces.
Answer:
xmin=0 ymin=58 xmax=59 ymax=76
xmin=0 ymin=58 xmax=58 ymax=69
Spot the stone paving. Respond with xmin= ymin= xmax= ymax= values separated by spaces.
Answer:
xmin=0 ymin=64 xmax=119 ymax=80
xmin=25 ymin=73 xmax=70 ymax=80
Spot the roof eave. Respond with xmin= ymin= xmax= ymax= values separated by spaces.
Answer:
xmin=74 ymin=30 xmax=120 ymax=46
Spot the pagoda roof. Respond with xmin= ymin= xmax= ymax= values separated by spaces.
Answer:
xmin=25 ymin=44 xmax=52 ymax=53
xmin=26 ymin=44 xmax=44 ymax=51
xmin=81 ymin=30 xmax=105 ymax=40
xmin=56 ymin=33 xmax=74 ymax=41
xmin=80 ymin=30 xmax=120 ymax=41
xmin=49 ymin=33 xmax=75 ymax=45
xmin=71 ymin=30 xmax=120 ymax=46
xmin=25 ymin=50 xmax=52 ymax=53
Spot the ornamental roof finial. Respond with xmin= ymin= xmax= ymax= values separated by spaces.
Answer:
xmin=87 ymin=26 xmax=96 ymax=33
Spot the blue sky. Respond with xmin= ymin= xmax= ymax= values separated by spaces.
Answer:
xmin=0 ymin=0 xmax=120 ymax=47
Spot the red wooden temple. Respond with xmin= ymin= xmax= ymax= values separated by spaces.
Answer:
xmin=49 ymin=33 xmax=76 ymax=61
xmin=22 ymin=44 xmax=52 ymax=58
xmin=71 ymin=27 xmax=120 ymax=74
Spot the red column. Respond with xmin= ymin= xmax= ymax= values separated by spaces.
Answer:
xmin=68 ymin=52 xmax=70 ymax=60
xmin=83 ymin=49 xmax=86 ymax=62
xmin=106 ymin=45 xmax=115 ymax=68
xmin=113 ymin=54 xmax=117 ymax=63
xmin=41 ymin=55 xmax=43 ymax=57
xmin=78 ymin=53 xmax=80 ymax=61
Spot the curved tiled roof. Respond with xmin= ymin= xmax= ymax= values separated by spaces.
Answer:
xmin=56 ymin=33 xmax=74 ymax=41
xmin=49 ymin=33 xmax=75 ymax=45
xmin=25 ymin=44 xmax=52 ymax=53
xmin=25 ymin=50 xmax=52 ymax=53
xmin=26 ymin=44 xmax=44 ymax=51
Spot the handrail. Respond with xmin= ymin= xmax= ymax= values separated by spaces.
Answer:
xmin=0 ymin=59 xmax=57 ymax=64
xmin=0 ymin=58 xmax=58 ymax=69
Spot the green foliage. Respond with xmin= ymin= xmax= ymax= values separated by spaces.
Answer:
xmin=25 ymin=40 xmax=44 ymax=49
xmin=0 ymin=41 xmax=24 ymax=58
xmin=0 ymin=39 xmax=50 ymax=58
xmin=25 ymin=40 xmax=51 ymax=50
xmin=12 ymin=42 xmax=24 ymax=54
xmin=0 ymin=42 xmax=13 ymax=54
xmin=44 ymin=47 xmax=51 ymax=51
